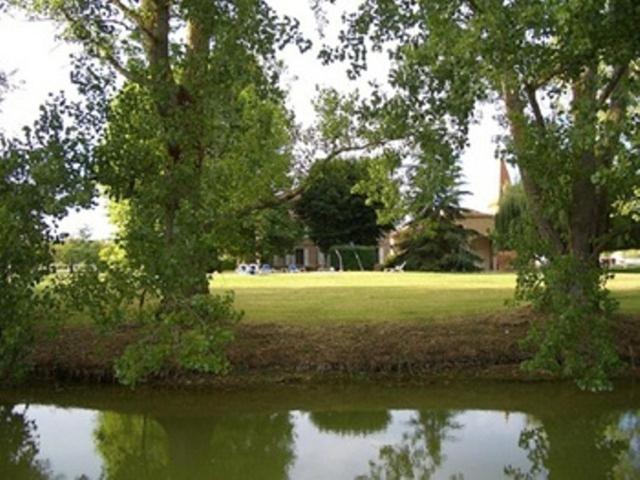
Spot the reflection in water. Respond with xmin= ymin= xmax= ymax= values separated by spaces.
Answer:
xmin=0 ymin=405 xmax=51 ymax=480
xmin=207 ymin=412 xmax=295 ymax=479
xmin=95 ymin=411 xmax=295 ymax=480
xmin=94 ymin=413 xmax=169 ymax=479
xmin=357 ymin=411 xmax=462 ymax=480
xmin=504 ymin=423 xmax=549 ymax=480
xmin=356 ymin=411 xmax=462 ymax=480
xmin=2 ymin=387 xmax=640 ymax=480
xmin=310 ymin=411 xmax=391 ymax=436
xmin=605 ymin=410 xmax=640 ymax=479
xmin=541 ymin=412 xmax=622 ymax=478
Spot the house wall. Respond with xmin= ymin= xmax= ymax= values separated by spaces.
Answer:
xmin=469 ymin=235 xmax=493 ymax=271
xmin=272 ymin=241 xmax=329 ymax=270
xmin=458 ymin=215 xmax=494 ymax=237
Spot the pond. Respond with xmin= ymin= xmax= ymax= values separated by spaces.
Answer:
xmin=1 ymin=381 xmax=639 ymax=479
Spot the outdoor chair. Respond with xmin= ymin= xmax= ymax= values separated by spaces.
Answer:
xmin=383 ymin=261 xmax=406 ymax=272
xmin=288 ymin=264 xmax=300 ymax=273
xmin=236 ymin=263 xmax=249 ymax=274
xmin=393 ymin=261 xmax=407 ymax=272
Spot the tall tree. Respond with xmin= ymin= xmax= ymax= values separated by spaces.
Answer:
xmin=12 ymin=0 xmax=308 ymax=299
xmin=494 ymin=183 xmax=529 ymax=252
xmin=0 ymin=93 xmax=95 ymax=381
xmin=12 ymin=0 xmax=309 ymax=384
xmin=296 ymin=157 xmax=387 ymax=252
xmin=323 ymin=0 xmax=640 ymax=388
xmin=392 ymin=213 xmax=482 ymax=273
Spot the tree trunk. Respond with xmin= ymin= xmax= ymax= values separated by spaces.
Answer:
xmin=140 ymin=2 xmax=211 ymax=302
xmin=501 ymin=76 xmax=605 ymax=312
xmin=569 ymin=67 xmax=602 ymax=265
xmin=501 ymin=82 xmax=565 ymax=257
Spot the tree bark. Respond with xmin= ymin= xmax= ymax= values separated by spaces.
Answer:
xmin=501 ymin=81 xmax=565 ymax=256
xmin=501 ymin=66 xmax=627 ymax=311
xmin=569 ymin=67 xmax=601 ymax=265
xmin=139 ymin=1 xmax=211 ymax=300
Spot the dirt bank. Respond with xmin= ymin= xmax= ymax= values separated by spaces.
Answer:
xmin=28 ymin=310 xmax=640 ymax=386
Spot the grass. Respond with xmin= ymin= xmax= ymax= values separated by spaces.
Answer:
xmin=209 ymin=271 xmax=640 ymax=325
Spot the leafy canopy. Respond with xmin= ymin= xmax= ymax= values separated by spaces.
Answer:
xmin=0 ymin=92 xmax=95 ymax=381
xmin=9 ymin=0 xmax=310 ymax=385
xmin=321 ymin=0 xmax=640 ymax=388
xmin=296 ymin=157 xmax=388 ymax=252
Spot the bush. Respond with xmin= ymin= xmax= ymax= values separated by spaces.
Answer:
xmin=116 ymin=292 xmax=242 ymax=386
xmin=517 ymin=256 xmax=622 ymax=391
xmin=329 ymin=245 xmax=378 ymax=271
xmin=56 ymin=258 xmax=242 ymax=386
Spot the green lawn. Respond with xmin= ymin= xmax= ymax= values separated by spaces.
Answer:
xmin=210 ymin=272 xmax=640 ymax=325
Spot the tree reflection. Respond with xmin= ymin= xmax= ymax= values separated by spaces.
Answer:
xmin=0 ymin=404 xmax=51 ymax=480
xmin=603 ymin=410 xmax=640 ymax=479
xmin=504 ymin=421 xmax=549 ymax=480
xmin=94 ymin=410 xmax=295 ymax=480
xmin=310 ymin=411 xmax=391 ymax=436
xmin=356 ymin=411 xmax=462 ymax=480
xmin=94 ymin=413 xmax=169 ymax=480
xmin=208 ymin=412 xmax=295 ymax=479
xmin=506 ymin=410 xmax=640 ymax=479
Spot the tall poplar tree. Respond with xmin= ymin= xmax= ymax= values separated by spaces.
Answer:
xmin=10 ymin=0 xmax=309 ymax=383
xmin=13 ymin=0 xmax=307 ymax=302
xmin=322 ymin=0 xmax=640 ymax=388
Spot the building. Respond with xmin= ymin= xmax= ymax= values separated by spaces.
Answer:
xmin=459 ymin=210 xmax=495 ymax=270
xmin=272 ymin=237 xmax=330 ymax=270
xmin=273 ymin=210 xmax=497 ymax=271
xmin=272 ymin=160 xmax=510 ymax=271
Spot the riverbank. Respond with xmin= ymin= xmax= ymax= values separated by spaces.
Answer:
xmin=28 ymin=309 xmax=640 ymax=386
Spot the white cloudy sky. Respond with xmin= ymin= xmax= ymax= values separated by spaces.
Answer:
xmin=0 ymin=2 xmax=506 ymax=239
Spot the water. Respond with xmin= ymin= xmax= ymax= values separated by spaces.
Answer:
xmin=1 ymin=381 xmax=639 ymax=479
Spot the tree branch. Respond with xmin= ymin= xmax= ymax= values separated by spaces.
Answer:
xmin=59 ymin=6 xmax=142 ymax=85
xmin=531 ymin=66 xmax=563 ymax=90
xmin=502 ymin=82 xmax=565 ymax=255
xmin=112 ymin=0 xmax=157 ymax=40
xmin=237 ymin=138 xmax=399 ymax=216
xmin=321 ymin=139 xmax=389 ymax=163
xmin=524 ymin=83 xmax=546 ymax=130
xmin=112 ymin=0 xmax=141 ymax=23
xmin=598 ymin=64 xmax=628 ymax=105
xmin=98 ymin=50 xmax=140 ymax=84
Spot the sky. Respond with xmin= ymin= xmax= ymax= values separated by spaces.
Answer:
xmin=0 ymin=2 xmax=506 ymax=240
